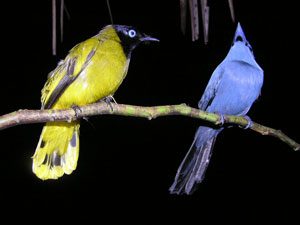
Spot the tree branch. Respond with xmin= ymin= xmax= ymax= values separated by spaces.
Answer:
xmin=0 ymin=102 xmax=299 ymax=151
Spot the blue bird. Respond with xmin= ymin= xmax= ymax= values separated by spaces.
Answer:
xmin=169 ymin=23 xmax=264 ymax=195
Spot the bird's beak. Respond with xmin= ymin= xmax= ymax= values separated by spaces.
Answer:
xmin=140 ymin=34 xmax=160 ymax=42
xmin=233 ymin=22 xmax=247 ymax=44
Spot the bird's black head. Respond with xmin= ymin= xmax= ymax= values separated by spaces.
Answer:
xmin=113 ymin=25 xmax=159 ymax=58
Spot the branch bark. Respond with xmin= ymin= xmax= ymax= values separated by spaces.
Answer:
xmin=0 ymin=102 xmax=299 ymax=151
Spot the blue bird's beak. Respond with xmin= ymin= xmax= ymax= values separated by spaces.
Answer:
xmin=233 ymin=22 xmax=247 ymax=44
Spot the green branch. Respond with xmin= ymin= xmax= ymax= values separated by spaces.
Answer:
xmin=0 ymin=102 xmax=299 ymax=151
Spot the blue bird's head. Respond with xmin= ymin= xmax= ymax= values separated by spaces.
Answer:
xmin=227 ymin=22 xmax=263 ymax=71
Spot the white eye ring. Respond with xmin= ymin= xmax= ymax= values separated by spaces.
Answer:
xmin=128 ymin=29 xmax=136 ymax=38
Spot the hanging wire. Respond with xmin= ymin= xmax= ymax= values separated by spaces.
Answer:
xmin=52 ymin=0 xmax=56 ymax=55
xmin=106 ymin=0 xmax=114 ymax=24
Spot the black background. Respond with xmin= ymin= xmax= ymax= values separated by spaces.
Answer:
xmin=1 ymin=0 xmax=299 ymax=223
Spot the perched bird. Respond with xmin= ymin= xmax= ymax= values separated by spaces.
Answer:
xmin=32 ymin=25 xmax=158 ymax=180
xmin=169 ymin=23 xmax=264 ymax=194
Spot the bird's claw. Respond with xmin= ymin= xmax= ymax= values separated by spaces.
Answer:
xmin=217 ymin=113 xmax=225 ymax=126
xmin=240 ymin=115 xmax=252 ymax=129
xmin=98 ymin=95 xmax=117 ymax=111
xmin=71 ymin=104 xmax=82 ymax=119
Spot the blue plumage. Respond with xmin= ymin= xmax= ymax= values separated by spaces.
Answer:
xmin=169 ymin=23 xmax=264 ymax=195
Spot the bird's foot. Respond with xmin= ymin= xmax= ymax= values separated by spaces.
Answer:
xmin=71 ymin=104 xmax=82 ymax=119
xmin=98 ymin=95 xmax=117 ymax=111
xmin=217 ymin=113 xmax=225 ymax=126
xmin=240 ymin=115 xmax=252 ymax=129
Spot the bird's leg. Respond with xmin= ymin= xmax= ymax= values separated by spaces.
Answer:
xmin=217 ymin=113 xmax=225 ymax=126
xmin=98 ymin=95 xmax=117 ymax=111
xmin=71 ymin=104 xmax=89 ymax=121
xmin=105 ymin=95 xmax=117 ymax=104
xmin=71 ymin=104 xmax=82 ymax=119
xmin=105 ymin=96 xmax=116 ymax=111
xmin=240 ymin=115 xmax=253 ymax=129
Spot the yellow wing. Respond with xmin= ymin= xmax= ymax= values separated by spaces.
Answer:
xmin=41 ymin=37 xmax=102 ymax=109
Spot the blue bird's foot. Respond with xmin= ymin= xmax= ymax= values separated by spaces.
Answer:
xmin=217 ymin=113 xmax=225 ymax=126
xmin=240 ymin=115 xmax=252 ymax=129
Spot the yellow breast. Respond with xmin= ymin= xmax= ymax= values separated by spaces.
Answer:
xmin=53 ymin=39 xmax=129 ymax=109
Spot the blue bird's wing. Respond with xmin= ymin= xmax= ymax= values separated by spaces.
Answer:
xmin=205 ymin=61 xmax=263 ymax=116
xmin=198 ymin=65 xmax=223 ymax=110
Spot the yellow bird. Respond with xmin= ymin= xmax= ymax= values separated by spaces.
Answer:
xmin=32 ymin=25 xmax=158 ymax=180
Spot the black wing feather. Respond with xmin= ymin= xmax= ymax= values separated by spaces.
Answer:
xmin=44 ymin=49 xmax=96 ymax=109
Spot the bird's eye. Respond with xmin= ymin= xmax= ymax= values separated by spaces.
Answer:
xmin=128 ymin=29 xmax=136 ymax=38
xmin=246 ymin=42 xmax=253 ymax=52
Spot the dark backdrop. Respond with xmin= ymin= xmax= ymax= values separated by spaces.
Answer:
xmin=1 ymin=1 xmax=299 ymax=223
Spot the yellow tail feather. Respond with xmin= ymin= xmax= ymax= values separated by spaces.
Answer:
xmin=32 ymin=121 xmax=80 ymax=180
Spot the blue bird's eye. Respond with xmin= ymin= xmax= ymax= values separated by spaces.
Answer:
xmin=245 ymin=42 xmax=253 ymax=52
xmin=128 ymin=29 xmax=136 ymax=38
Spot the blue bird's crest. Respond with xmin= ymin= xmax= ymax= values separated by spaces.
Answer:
xmin=226 ymin=22 xmax=263 ymax=72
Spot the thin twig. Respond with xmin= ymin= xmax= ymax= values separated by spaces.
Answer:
xmin=0 ymin=102 xmax=299 ymax=151
xmin=52 ymin=0 xmax=56 ymax=55
xmin=60 ymin=0 xmax=64 ymax=42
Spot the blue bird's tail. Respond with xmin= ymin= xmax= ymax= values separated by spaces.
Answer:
xmin=169 ymin=126 xmax=221 ymax=195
